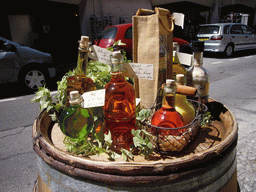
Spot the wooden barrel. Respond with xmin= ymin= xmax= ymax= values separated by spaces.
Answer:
xmin=33 ymin=100 xmax=238 ymax=192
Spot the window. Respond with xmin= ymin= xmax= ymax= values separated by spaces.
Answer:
xmin=231 ymin=25 xmax=243 ymax=34
xmin=224 ymin=25 xmax=231 ymax=34
xmin=98 ymin=27 xmax=118 ymax=40
xmin=198 ymin=26 xmax=219 ymax=34
xmin=241 ymin=25 xmax=253 ymax=34
xmin=124 ymin=27 xmax=132 ymax=39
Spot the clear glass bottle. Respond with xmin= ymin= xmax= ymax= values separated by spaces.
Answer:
xmin=66 ymin=36 xmax=95 ymax=106
xmin=187 ymin=41 xmax=209 ymax=103
xmin=151 ymin=79 xmax=184 ymax=137
xmin=175 ymin=74 xmax=195 ymax=125
xmin=59 ymin=91 xmax=94 ymax=138
xmin=172 ymin=42 xmax=187 ymax=80
xmin=104 ymin=51 xmax=136 ymax=152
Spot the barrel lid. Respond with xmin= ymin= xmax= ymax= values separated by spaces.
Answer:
xmin=33 ymin=99 xmax=238 ymax=179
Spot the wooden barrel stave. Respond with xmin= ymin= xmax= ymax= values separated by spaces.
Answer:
xmin=36 ymin=147 xmax=237 ymax=191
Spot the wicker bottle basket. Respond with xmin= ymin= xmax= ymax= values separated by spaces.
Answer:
xmin=137 ymin=97 xmax=208 ymax=154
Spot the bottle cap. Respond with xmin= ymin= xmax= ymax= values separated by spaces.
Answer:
xmin=70 ymin=91 xmax=79 ymax=99
xmin=79 ymin=36 xmax=90 ymax=49
xmin=192 ymin=40 xmax=204 ymax=52
xmin=69 ymin=91 xmax=83 ymax=105
xmin=176 ymin=74 xmax=185 ymax=85
xmin=165 ymin=79 xmax=176 ymax=93
xmin=166 ymin=79 xmax=175 ymax=85
xmin=111 ymin=51 xmax=123 ymax=64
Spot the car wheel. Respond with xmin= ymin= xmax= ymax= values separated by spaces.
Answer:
xmin=224 ymin=44 xmax=234 ymax=57
xmin=20 ymin=67 xmax=49 ymax=90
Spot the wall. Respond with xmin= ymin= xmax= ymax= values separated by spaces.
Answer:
xmin=8 ymin=15 xmax=34 ymax=47
xmin=79 ymin=0 xmax=152 ymax=41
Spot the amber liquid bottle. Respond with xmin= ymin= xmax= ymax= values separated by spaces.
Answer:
xmin=151 ymin=79 xmax=184 ymax=138
xmin=104 ymin=51 xmax=136 ymax=152
xmin=66 ymin=36 xmax=95 ymax=106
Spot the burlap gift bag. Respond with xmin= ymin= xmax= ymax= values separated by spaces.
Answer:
xmin=133 ymin=7 xmax=174 ymax=109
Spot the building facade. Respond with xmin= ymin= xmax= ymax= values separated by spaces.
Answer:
xmin=2 ymin=0 xmax=256 ymax=62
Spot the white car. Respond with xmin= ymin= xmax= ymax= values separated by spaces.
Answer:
xmin=0 ymin=37 xmax=55 ymax=90
xmin=197 ymin=23 xmax=256 ymax=57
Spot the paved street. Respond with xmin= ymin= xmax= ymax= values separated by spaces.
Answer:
xmin=0 ymin=50 xmax=256 ymax=191
xmin=205 ymin=51 xmax=256 ymax=192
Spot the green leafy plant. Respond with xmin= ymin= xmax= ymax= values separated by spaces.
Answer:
xmin=87 ymin=60 xmax=111 ymax=89
xmin=136 ymin=108 xmax=151 ymax=122
xmin=201 ymin=111 xmax=212 ymax=126
xmin=132 ymin=129 xmax=153 ymax=159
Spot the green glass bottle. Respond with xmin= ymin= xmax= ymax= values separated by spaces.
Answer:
xmin=59 ymin=91 xmax=94 ymax=138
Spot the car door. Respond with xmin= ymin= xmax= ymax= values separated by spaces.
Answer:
xmin=230 ymin=25 xmax=245 ymax=50
xmin=241 ymin=25 xmax=256 ymax=49
xmin=0 ymin=39 xmax=16 ymax=83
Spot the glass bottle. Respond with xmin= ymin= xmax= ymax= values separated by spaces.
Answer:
xmin=104 ymin=51 xmax=136 ymax=152
xmin=187 ymin=41 xmax=209 ymax=103
xmin=66 ymin=36 xmax=95 ymax=106
xmin=175 ymin=74 xmax=195 ymax=125
xmin=172 ymin=42 xmax=187 ymax=80
xmin=59 ymin=91 xmax=94 ymax=138
xmin=151 ymin=79 xmax=184 ymax=137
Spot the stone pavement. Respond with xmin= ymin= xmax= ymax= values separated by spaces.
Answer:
xmin=233 ymin=105 xmax=256 ymax=192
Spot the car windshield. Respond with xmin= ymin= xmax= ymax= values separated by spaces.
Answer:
xmin=198 ymin=26 xmax=220 ymax=34
xmin=97 ymin=27 xmax=118 ymax=40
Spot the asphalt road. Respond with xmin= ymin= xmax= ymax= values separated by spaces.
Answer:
xmin=0 ymin=49 xmax=256 ymax=191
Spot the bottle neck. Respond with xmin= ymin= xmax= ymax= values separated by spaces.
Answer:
xmin=111 ymin=63 xmax=123 ymax=73
xmin=162 ymin=84 xmax=176 ymax=109
xmin=192 ymin=52 xmax=203 ymax=66
xmin=75 ymin=47 xmax=89 ymax=76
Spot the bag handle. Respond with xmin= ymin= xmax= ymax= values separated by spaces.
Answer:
xmin=155 ymin=7 xmax=174 ymax=34
xmin=135 ymin=8 xmax=174 ymax=34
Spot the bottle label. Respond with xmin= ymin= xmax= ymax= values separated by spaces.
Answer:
xmin=82 ymin=89 xmax=106 ymax=108
xmin=193 ymin=82 xmax=209 ymax=97
xmin=123 ymin=63 xmax=153 ymax=80
xmin=89 ymin=45 xmax=112 ymax=65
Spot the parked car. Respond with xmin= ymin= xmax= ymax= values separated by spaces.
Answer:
xmin=197 ymin=23 xmax=256 ymax=57
xmin=94 ymin=23 xmax=192 ymax=60
xmin=0 ymin=37 xmax=55 ymax=90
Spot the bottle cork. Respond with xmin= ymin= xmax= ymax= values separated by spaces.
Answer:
xmin=69 ymin=91 xmax=83 ymax=105
xmin=111 ymin=51 xmax=122 ymax=64
xmin=79 ymin=36 xmax=90 ymax=49
xmin=166 ymin=79 xmax=175 ymax=85
xmin=176 ymin=74 xmax=185 ymax=85
xmin=176 ymin=85 xmax=197 ymax=97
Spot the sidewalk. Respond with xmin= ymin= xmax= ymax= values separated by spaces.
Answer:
xmin=0 ymin=125 xmax=37 ymax=192
xmin=233 ymin=104 xmax=256 ymax=191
